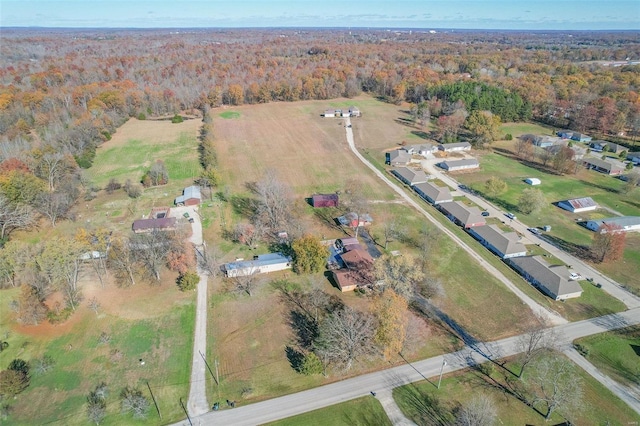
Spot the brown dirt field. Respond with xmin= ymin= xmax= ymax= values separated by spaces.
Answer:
xmin=214 ymin=98 xmax=401 ymax=198
xmin=105 ymin=117 xmax=202 ymax=148
xmin=13 ymin=306 xmax=86 ymax=338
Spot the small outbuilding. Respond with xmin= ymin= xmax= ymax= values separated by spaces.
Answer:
xmin=557 ymin=197 xmax=598 ymax=213
xmin=175 ymin=186 xmax=202 ymax=206
xmin=222 ymin=253 xmax=292 ymax=277
xmin=524 ymin=178 xmax=541 ymax=186
xmin=311 ymin=193 xmax=339 ymax=208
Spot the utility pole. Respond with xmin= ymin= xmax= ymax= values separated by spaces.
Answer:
xmin=437 ymin=359 xmax=447 ymax=389
xmin=179 ymin=398 xmax=192 ymax=426
xmin=215 ymin=358 xmax=220 ymax=398
xmin=146 ymin=381 xmax=162 ymax=420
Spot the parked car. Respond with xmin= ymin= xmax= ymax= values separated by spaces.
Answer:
xmin=506 ymin=212 xmax=516 ymax=220
xmin=527 ymin=227 xmax=541 ymax=235
xmin=458 ymin=184 xmax=467 ymax=190
xmin=569 ymin=272 xmax=582 ymax=281
xmin=481 ymin=211 xmax=490 ymax=217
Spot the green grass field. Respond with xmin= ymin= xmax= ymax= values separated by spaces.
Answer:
xmin=219 ymin=111 xmax=241 ymax=119
xmin=574 ymin=326 xmax=640 ymax=388
xmin=455 ymin=151 xmax=640 ymax=290
xmin=0 ymin=284 xmax=195 ymax=425
xmin=265 ymin=395 xmax=392 ymax=426
xmin=89 ymin=132 xmax=201 ymax=189
xmin=393 ymin=355 xmax=640 ymax=425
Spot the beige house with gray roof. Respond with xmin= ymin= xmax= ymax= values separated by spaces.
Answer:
xmin=468 ymin=225 xmax=527 ymax=259
xmin=508 ymin=256 xmax=583 ymax=300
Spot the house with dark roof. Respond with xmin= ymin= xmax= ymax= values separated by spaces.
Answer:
xmin=438 ymin=158 xmax=480 ymax=172
xmin=175 ymin=185 xmax=202 ymax=206
xmin=311 ymin=193 xmax=339 ymax=208
xmin=508 ymin=256 xmax=583 ymax=300
xmin=582 ymin=157 xmax=625 ymax=176
xmin=468 ymin=225 xmax=527 ymax=259
xmin=557 ymin=197 xmax=598 ymax=213
xmin=570 ymin=133 xmax=592 ymax=143
xmin=222 ymin=253 xmax=292 ymax=277
xmin=332 ymin=248 xmax=374 ymax=292
xmin=132 ymin=217 xmax=177 ymax=233
xmin=438 ymin=142 xmax=472 ymax=152
xmin=387 ymin=150 xmax=412 ymax=166
xmin=533 ymin=136 xmax=560 ymax=148
xmin=590 ymin=141 xmax=625 ymax=154
xmin=413 ymin=181 xmax=453 ymax=205
xmin=627 ymin=152 xmax=640 ymax=165
xmin=438 ymin=201 xmax=486 ymax=229
xmin=391 ymin=167 xmax=430 ymax=186
xmin=585 ymin=216 xmax=640 ymax=233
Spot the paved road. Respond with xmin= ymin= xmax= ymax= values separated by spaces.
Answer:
xmin=176 ymin=307 xmax=640 ymax=426
xmin=176 ymin=206 xmax=211 ymax=417
xmin=563 ymin=347 xmax=640 ymax=416
xmin=421 ymin=158 xmax=640 ymax=309
xmin=343 ymin=118 xmax=566 ymax=325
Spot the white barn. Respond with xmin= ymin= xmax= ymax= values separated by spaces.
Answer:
xmin=557 ymin=197 xmax=598 ymax=213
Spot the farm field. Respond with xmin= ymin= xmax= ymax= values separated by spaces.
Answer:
xmin=202 ymin=97 xmax=546 ymax=405
xmin=393 ymin=355 xmax=640 ymax=426
xmin=264 ymin=395 xmax=392 ymax=426
xmin=0 ymin=279 xmax=195 ymax=425
xmin=574 ymin=326 xmax=640 ymax=388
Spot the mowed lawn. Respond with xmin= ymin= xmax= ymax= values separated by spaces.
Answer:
xmin=0 ymin=279 xmax=195 ymax=425
xmin=454 ymin=151 xmax=640 ymax=290
xmin=88 ymin=117 xmax=202 ymax=189
xmin=264 ymin=395 xmax=392 ymax=426
xmin=393 ymin=356 xmax=640 ymax=426
xmin=574 ymin=326 xmax=640 ymax=388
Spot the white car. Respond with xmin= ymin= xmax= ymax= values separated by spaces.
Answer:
xmin=569 ymin=272 xmax=582 ymax=281
xmin=506 ymin=212 xmax=516 ymax=220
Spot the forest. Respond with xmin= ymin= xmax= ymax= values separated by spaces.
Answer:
xmin=0 ymin=28 xmax=639 ymax=246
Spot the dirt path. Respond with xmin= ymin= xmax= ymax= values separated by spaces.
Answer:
xmin=343 ymin=118 xmax=567 ymax=326
xmin=184 ymin=206 xmax=211 ymax=417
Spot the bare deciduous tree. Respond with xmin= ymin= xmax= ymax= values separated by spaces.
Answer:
xmin=120 ymin=386 xmax=149 ymax=420
xmin=230 ymin=268 xmax=262 ymax=296
xmin=374 ymin=254 xmax=425 ymax=300
xmin=254 ymin=169 xmax=293 ymax=230
xmin=456 ymin=394 xmax=497 ymax=426
xmin=88 ymin=297 xmax=101 ymax=315
xmin=315 ymin=306 xmax=376 ymax=371
xmin=525 ymin=355 xmax=583 ymax=421
xmin=516 ymin=318 xmax=557 ymax=378
xmin=107 ymin=237 xmax=137 ymax=287
xmin=35 ymin=191 xmax=74 ymax=227
xmin=130 ymin=230 xmax=173 ymax=282
xmin=0 ymin=196 xmax=36 ymax=240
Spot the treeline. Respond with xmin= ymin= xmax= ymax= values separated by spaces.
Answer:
xmin=0 ymin=28 xmax=639 ymax=189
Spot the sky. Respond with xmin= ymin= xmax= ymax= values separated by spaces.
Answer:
xmin=1 ymin=0 xmax=639 ymax=30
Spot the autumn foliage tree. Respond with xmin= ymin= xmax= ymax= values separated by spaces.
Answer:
xmin=291 ymin=235 xmax=328 ymax=274
xmin=373 ymin=289 xmax=409 ymax=360
xmin=590 ymin=224 xmax=625 ymax=263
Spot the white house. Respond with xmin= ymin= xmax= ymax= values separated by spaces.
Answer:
xmin=438 ymin=158 xmax=479 ymax=171
xmin=524 ymin=178 xmax=541 ymax=186
xmin=222 ymin=253 xmax=292 ymax=277
xmin=323 ymin=109 xmax=336 ymax=118
xmin=585 ymin=216 xmax=640 ymax=233
xmin=348 ymin=106 xmax=361 ymax=117
xmin=438 ymin=142 xmax=472 ymax=152
xmin=557 ymin=197 xmax=598 ymax=213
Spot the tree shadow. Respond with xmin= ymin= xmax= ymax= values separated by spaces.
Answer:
xmin=393 ymin=383 xmax=454 ymax=425
xmin=631 ymin=344 xmax=640 ymax=357
xmin=288 ymin=310 xmax=318 ymax=350
xmin=539 ymin=234 xmax=590 ymax=260
xmin=285 ymin=345 xmax=304 ymax=373
xmin=410 ymin=130 xmax=431 ymax=140
xmin=229 ymin=194 xmax=257 ymax=219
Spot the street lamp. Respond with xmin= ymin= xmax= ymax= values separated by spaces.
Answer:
xmin=437 ymin=359 xmax=447 ymax=389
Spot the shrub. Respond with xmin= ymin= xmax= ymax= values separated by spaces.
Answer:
xmin=504 ymin=133 xmax=513 ymax=140
xmin=137 ymin=112 xmax=146 ymax=120
xmin=177 ymin=271 xmax=200 ymax=291
xmin=300 ymin=352 xmax=323 ymax=375
xmin=0 ymin=369 xmax=29 ymax=397
xmin=171 ymin=114 xmax=183 ymax=124
xmin=106 ymin=178 xmax=122 ymax=193
xmin=124 ymin=180 xmax=142 ymax=198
